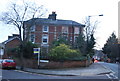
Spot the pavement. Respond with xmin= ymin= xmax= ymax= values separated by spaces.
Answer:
xmin=16 ymin=62 xmax=112 ymax=76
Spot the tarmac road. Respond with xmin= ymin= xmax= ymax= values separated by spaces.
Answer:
xmin=2 ymin=69 xmax=108 ymax=79
xmin=1 ymin=62 xmax=120 ymax=81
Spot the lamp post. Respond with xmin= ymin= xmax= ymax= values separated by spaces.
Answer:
xmin=87 ymin=14 xmax=103 ymax=26
xmin=88 ymin=14 xmax=103 ymax=17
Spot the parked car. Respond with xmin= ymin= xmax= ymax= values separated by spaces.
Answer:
xmin=2 ymin=59 xmax=16 ymax=69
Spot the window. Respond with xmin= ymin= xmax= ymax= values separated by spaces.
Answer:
xmin=62 ymin=26 xmax=68 ymax=33
xmin=30 ymin=25 xmax=35 ymax=31
xmin=74 ymin=36 xmax=78 ymax=42
xmin=43 ymin=26 xmax=49 ymax=32
xmin=42 ymin=35 xmax=48 ymax=44
xmin=74 ymin=27 xmax=79 ymax=34
xmin=70 ymin=36 xmax=72 ymax=41
xmin=30 ymin=34 xmax=35 ymax=43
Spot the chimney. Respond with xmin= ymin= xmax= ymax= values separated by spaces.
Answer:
xmin=8 ymin=34 xmax=20 ymax=39
xmin=13 ymin=34 xmax=19 ymax=37
xmin=8 ymin=36 xmax=13 ymax=39
xmin=48 ymin=11 xmax=57 ymax=20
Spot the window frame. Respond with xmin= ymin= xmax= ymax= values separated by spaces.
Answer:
xmin=43 ymin=25 xmax=49 ymax=32
xmin=42 ymin=35 xmax=48 ymax=44
xmin=30 ymin=25 xmax=36 ymax=32
xmin=62 ymin=26 xmax=68 ymax=33
xmin=29 ymin=34 xmax=35 ymax=43
xmin=74 ymin=27 xmax=79 ymax=34
xmin=74 ymin=36 xmax=78 ymax=42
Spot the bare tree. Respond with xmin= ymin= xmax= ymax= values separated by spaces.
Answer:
xmin=83 ymin=16 xmax=99 ymax=41
xmin=1 ymin=1 xmax=47 ymax=41
xmin=82 ymin=16 xmax=99 ymax=55
xmin=1 ymin=0 xmax=47 ymax=69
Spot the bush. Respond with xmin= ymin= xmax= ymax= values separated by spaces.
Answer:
xmin=13 ymin=42 xmax=38 ymax=59
xmin=49 ymin=44 xmax=83 ymax=61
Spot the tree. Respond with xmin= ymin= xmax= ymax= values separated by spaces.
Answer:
xmin=78 ymin=16 xmax=98 ymax=56
xmin=102 ymin=32 xmax=119 ymax=61
xmin=11 ymin=41 xmax=38 ymax=59
xmin=1 ymin=1 xmax=47 ymax=41
xmin=1 ymin=0 xmax=47 ymax=69
xmin=75 ymin=33 xmax=86 ymax=55
xmin=86 ymin=34 xmax=95 ymax=56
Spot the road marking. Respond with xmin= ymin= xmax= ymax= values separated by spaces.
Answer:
xmin=14 ymin=70 xmax=35 ymax=75
xmin=99 ymin=63 xmax=118 ymax=79
xmin=106 ymin=73 xmax=118 ymax=79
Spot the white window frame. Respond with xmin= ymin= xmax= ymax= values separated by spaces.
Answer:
xmin=42 ymin=35 xmax=48 ymax=44
xmin=74 ymin=36 xmax=78 ymax=42
xmin=29 ymin=34 xmax=35 ymax=43
xmin=74 ymin=27 xmax=79 ymax=34
xmin=70 ymin=36 xmax=72 ymax=41
xmin=30 ymin=25 xmax=35 ymax=32
xmin=43 ymin=25 xmax=49 ymax=32
xmin=62 ymin=26 xmax=68 ymax=33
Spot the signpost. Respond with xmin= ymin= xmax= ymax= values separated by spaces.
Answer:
xmin=33 ymin=48 xmax=40 ymax=68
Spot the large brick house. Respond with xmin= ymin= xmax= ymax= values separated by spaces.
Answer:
xmin=23 ymin=12 xmax=85 ymax=58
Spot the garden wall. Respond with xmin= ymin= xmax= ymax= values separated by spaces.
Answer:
xmin=39 ymin=60 xmax=92 ymax=69
xmin=15 ymin=58 xmax=92 ymax=69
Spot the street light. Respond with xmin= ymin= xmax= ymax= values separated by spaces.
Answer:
xmin=88 ymin=14 xmax=103 ymax=17
xmin=87 ymin=14 xmax=103 ymax=27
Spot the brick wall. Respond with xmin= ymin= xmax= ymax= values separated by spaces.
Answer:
xmin=3 ymin=38 xmax=20 ymax=58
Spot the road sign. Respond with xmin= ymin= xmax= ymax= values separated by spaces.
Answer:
xmin=33 ymin=48 xmax=40 ymax=54
xmin=33 ymin=48 xmax=40 ymax=68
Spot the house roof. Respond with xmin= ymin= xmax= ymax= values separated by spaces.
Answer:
xmin=2 ymin=36 xmax=20 ymax=45
xmin=24 ymin=18 xmax=85 ymax=27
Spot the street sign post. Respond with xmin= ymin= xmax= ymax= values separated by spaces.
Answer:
xmin=33 ymin=48 xmax=40 ymax=68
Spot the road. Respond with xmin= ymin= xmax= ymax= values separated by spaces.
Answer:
xmin=2 ymin=69 xmax=108 ymax=79
xmin=98 ymin=62 xmax=120 ymax=79
xmin=1 ymin=62 xmax=120 ymax=81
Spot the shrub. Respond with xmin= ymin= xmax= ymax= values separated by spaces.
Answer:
xmin=13 ymin=42 xmax=38 ymax=59
xmin=49 ymin=44 xmax=83 ymax=61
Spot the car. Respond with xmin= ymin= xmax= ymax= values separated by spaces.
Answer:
xmin=0 ymin=59 xmax=3 ymax=64
xmin=2 ymin=59 xmax=16 ymax=69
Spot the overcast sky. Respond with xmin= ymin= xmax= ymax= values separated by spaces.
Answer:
xmin=0 ymin=0 xmax=119 ymax=50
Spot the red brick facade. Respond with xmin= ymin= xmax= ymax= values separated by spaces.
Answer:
xmin=2 ymin=36 xmax=20 ymax=58
xmin=23 ymin=12 xmax=85 ymax=58
xmin=24 ymin=25 xmax=83 ymax=46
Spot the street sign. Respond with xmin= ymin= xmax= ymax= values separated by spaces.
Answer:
xmin=33 ymin=48 xmax=40 ymax=54
xmin=33 ymin=48 xmax=40 ymax=68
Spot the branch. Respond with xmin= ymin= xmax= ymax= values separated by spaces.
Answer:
xmin=12 ymin=4 xmax=21 ymax=21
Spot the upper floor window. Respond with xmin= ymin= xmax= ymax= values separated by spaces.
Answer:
xmin=74 ymin=27 xmax=79 ymax=34
xmin=62 ymin=26 xmax=68 ymax=33
xmin=30 ymin=25 xmax=35 ymax=31
xmin=43 ymin=25 xmax=49 ymax=32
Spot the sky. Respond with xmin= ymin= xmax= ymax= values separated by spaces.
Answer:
xmin=0 ymin=0 xmax=119 ymax=50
